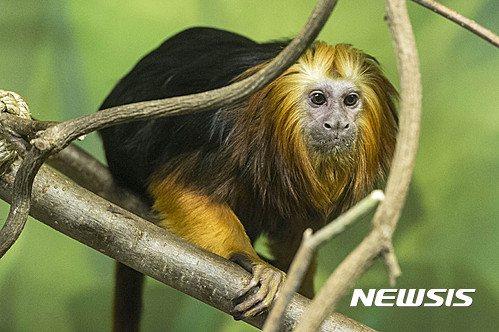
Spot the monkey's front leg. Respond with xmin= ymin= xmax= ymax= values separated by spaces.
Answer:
xmin=151 ymin=181 xmax=285 ymax=319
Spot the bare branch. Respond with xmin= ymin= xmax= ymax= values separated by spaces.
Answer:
xmin=46 ymin=144 xmax=114 ymax=196
xmin=294 ymin=0 xmax=423 ymax=329
xmin=0 ymin=147 xmax=45 ymax=257
xmin=0 ymin=113 xmax=58 ymax=138
xmin=263 ymin=191 xmax=384 ymax=332
xmin=0 ymin=159 xmax=372 ymax=332
xmin=382 ymin=243 xmax=402 ymax=287
xmin=0 ymin=0 xmax=340 ymax=258
xmin=305 ymin=191 xmax=385 ymax=249
xmin=411 ymin=0 xmax=499 ymax=47
xmin=374 ymin=0 xmax=422 ymax=236
xmin=46 ymin=144 xmax=154 ymax=220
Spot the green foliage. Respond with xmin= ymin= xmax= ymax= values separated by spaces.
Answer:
xmin=0 ymin=0 xmax=497 ymax=331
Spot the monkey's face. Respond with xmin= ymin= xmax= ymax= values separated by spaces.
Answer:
xmin=257 ymin=42 xmax=397 ymax=173
xmin=302 ymin=79 xmax=361 ymax=156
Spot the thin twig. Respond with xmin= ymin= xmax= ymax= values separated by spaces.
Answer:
xmin=382 ymin=242 xmax=402 ymax=287
xmin=411 ymin=0 xmax=499 ymax=48
xmin=263 ymin=191 xmax=384 ymax=332
xmin=294 ymin=0 xmax=422 ymax=330
xmin=307 ymin=191 xmax=385 ymax=248
xmin=0 ymin=0 xmax=339 ymax=258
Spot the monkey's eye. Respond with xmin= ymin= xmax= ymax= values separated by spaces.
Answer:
xmin=343 ymin=93 xmax=359 ymax=106
xmin=310 ymin=92 xmax=327 ymax=106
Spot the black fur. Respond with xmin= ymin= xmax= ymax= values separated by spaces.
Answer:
xmin=101 ymin=27 xmax=397 ymax=328
xmin=99 ymin=27 xmax=286 ymax=206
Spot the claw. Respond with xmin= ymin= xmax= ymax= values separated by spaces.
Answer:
xmin=240 ymin=276 xmax=259 ymax=296
xmin=230 ymin=256 xmax=286 ymax=320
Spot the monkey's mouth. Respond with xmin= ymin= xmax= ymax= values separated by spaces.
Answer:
xmin=312 ymin=139 xmax=353 ymax=155
xmin=306 ymin=131 xmax=356 ymax=156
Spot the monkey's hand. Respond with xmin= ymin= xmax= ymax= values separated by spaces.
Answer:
xmin=230 ymin=252 xmax=286 ymax=320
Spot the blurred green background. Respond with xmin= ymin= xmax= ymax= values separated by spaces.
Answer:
xmin=0 ymin=0 xmax=498 ymax=331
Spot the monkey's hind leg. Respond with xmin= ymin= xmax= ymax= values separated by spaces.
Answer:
xmin=150 ymin=178 xmax=285 ymax=320
xmin=113 ymin=262 xmax=144 ymax=332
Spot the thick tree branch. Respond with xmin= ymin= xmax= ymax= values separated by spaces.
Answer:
xmin=410 ymin=0 xmax=499 ymax=47
xmin=293 ymin=0 xmax=422 ymax=330
xmin=0 ymin=0 xmax=339 ymax=258
xmin=46 ymin=144 xmax=154 ymax=220
xmin=0 ymin=158 xmax=372 ymax=332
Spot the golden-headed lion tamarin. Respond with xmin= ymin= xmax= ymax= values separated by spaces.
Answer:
xmin=99 ymin=27 xmax=397 ymax=328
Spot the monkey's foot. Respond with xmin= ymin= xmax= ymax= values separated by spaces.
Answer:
xmin=230 ymin=253 xmax=286 ymax=320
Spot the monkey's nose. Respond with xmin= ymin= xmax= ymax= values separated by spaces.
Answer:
xmin=323 ymin=120 xmax=351 ymax=137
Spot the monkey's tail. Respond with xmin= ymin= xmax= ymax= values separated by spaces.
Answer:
xmin=113 ymin=262 xmax=144 ymax=332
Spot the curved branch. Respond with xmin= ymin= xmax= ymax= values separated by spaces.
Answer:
xmin=294 ymin=0 xmax=422 ymax=330
xmin=374 ymin=0 xmax=422 ymax=234
xmin=411 ymin=0 xmax=499 ymax=47
xmin=0 ymin=0 xmax=339 ymax=258
xmin=0 ymin=147 xmax=47 ymax=256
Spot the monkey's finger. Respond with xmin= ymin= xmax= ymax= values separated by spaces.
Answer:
xmin=233 ymin=275 xmax=282 ymax=320
xmin=234 ymin=276 xmax=270 ymax=314
xmin=232 ymin=264 xmax=264 ymax=309
xmin=237 ymin=299 xmax=271 ymax=320
xmin=239 ymin=264 xmax=265 ymax=296
xmin=233 ymin=267 xmax=285 ymax=319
